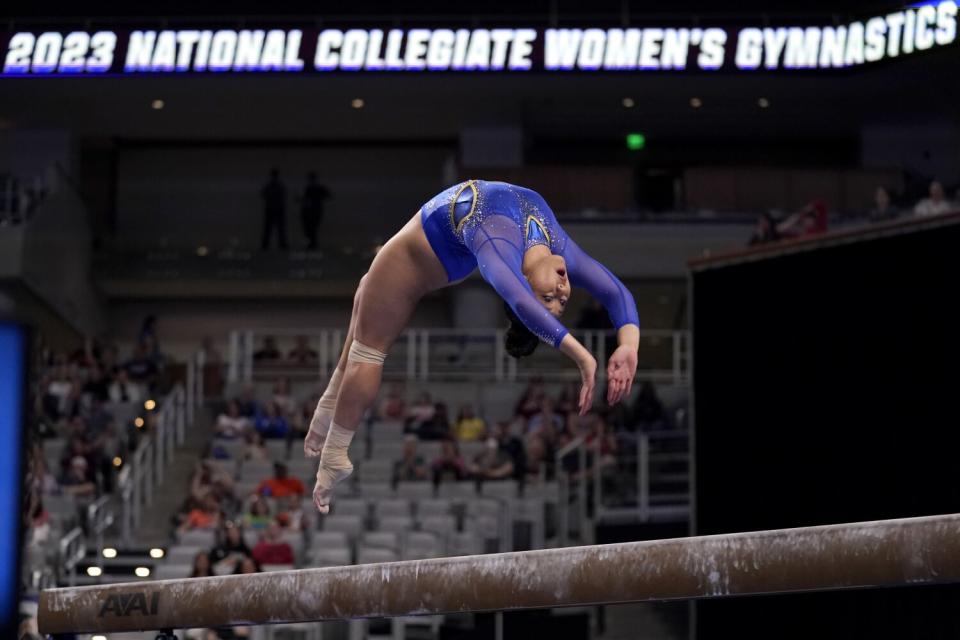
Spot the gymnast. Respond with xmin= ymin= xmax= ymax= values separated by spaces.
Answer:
xmin=304 ymin=179 xmax=640 ymax=513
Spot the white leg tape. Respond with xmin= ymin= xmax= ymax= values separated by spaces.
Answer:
xmin=347 ymin=340 xmax=388 ymax=365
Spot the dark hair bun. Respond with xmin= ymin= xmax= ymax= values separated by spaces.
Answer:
xmin=504 ymin=303 xmax=539 ymax=359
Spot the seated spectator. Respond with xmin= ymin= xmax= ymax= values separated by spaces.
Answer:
xmin=271 ymin=376 xmax=296 ymax=417
xmin=555 ymin=381 xmax=580 ymax=415
xmin=527 ymin=398 xmax=562 ymax=441
xmin=287 ymin=335 xmax=318 ymax=365
xmin=584 ymin=414 xmax=618 ymax=473
xmin=291 ymin=391 xmax=319 ymax=438
xmin=915 ymin=180 xmax=954 ymax=217
xmin=253 ymin=336 xmax=282 ymax=362
xmin=235 ymin=384 xmax=260 ymax=418
xmin=468 ymin=437 xmax=515 ymax=481
xmin=190 ymin=551 xmax=213 ymax=578
xmin=81 ymin=364 xmax=111 ymax=404
xmin=453 ymin=404 xmax=487 ymax=441
xmin=108 ymin=369 xmax=143 ymax=404
xmin=209 ymin=521 xmax=251 ymax=573
xmin=432 ymin=438 xmax=467 ymax=485
xmin=179 ymin=494 xmax=223 ymax=533
xmin=215 ymin=400 xmax=251 ymax=439
xmin=492 ymin=420 xmax=526 ymax=480
xmin=633 ymin=381 xmax=666 ymax=431
xmin=254 ymin=462 xmax=306 ymax=499
xmin=393 ymin=435 xmax=428 ymax=484
xmin=404 ymin=392 xmax=435 ymax=433
xmin=59 ymin=456 xmax=96 ymax=498
xmin=869 ymin=186 xmax=900 ymax=222
xmin=417 ymin=402 xmax=451 ymax=440
xmin=245 ymin=496 xmax=272 ymax=531
xmin=235 ymin=555 xmax=262 ymax=575
xmin=514 ymin=380 xmax=546 ymax=420
xmin=124 ymin=342 xmax=158 ymax=386
xmin=244 ymin=430 xmax=269 ymax=461
xmin=778 ymin=200 xmax=828 ymax=238
xmin=251 ymin=522 xmax=295 ymax=566
xmin=254 ymin=401 xmax=290 ymax=439
xmin=524 ymin=433 xmax=549 ymax=482
xmin=190 ymin=459 xmax=235 ymax=503
xmin=27 ymin=492 xmax=52 ymax=545
xmin=378 ymin=383 xmax=406 ymax=420
xmin=276 ymin=494 xmax=310 ymax=531
xmin=30 ymin=454 xmax=59 ymax=496
xmin=748 ymin=212 xmax=781 ymax=246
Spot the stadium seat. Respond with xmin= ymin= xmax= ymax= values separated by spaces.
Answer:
xmin=376 ymin=516 xmax=414 ymax=533
xmin=357 ymin=459 xmax=393 ymax=483
xmin=373 ymin=498 xmax=411 ymax=519
xmin=322 ymin=515 xmax=364 ymax=539
xmin=415 ymin=498 xmax=453 ymax=518
xmin=356 ymin=482 xmax=394 ymax=499
xmin=153 ymin=564 xmax=192 ymax=580
xmin=396 ymin=482 xmax=434 ymax=499
xmin=419 ymin=515 xmax=457 ymax=537
xmin=437 ymin=481 xmax=478 ymax=499
xmin=332 ymin=498 xmax=368 ymax=518
xmin=448 ymin=531 xmax=483 ymax=556
xmin=356 ymin=546 xmax=397 ymax=565
xmin=311 ymin=546 xmax=351 ymax=567
xmin=361 ymin=531 xmax=400 ymax=551
xmin=178 ymin=528 xmax=216 ymax=548
xmin=480 ymin=480 xmax=519 ymax=500
xmin=309 ymin=531 xmax=349 ymax=550
xmin=165 ymin=546 xmax=205 ymax=565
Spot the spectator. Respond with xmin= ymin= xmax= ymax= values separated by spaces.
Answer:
xmin=235 ymin=384 xmax=260 ymax=417
xmin=190 ymin=551 xmax=213 ymax=578
xmin=190 ymin=458 xmax=235 ymax=503
xmin=254 ymin=462 xmax=306 ymax=499
xmin=139 ymin=315 xmax=159 ymax=351
xmin=251 ymin=522 xmax=295 ymax=566
xmin=179 ymin=494 xmax=223 ymax=533
xmin=59 ymin=456 xmax=96 ymax=498
xmin=869 ymin=186 xmax=900 ymax=222
xmin=261 ymin=168 xmax=288 ymax=251
xmin=244 ymin=430 xmax=269 ymax=461
xmin=914 ymin=180 xmax=954 ymax=217
xmin=514 ymin=380 xmax=546 ymax=420
xmin=584 ymin=414 xmax=618 ymax=473
xmin=393 ymin=435 xmax=428 ymax=484
xmin=431 ymin=438 xmax=467 ymax=485
xmin=215 ymin=400 xmax=251 ymax=439
xmin=235 ymin=555 xmax=262 ymax=575
xmin=633 ymin=381 xmax=666 ymax=431
xmin=453 ymin=404 xmax=487 ymax=441
xmin=288 ymin=335 xmax=318 ymax=365
xmin=555 ymin=381 xmax=580 ymax=415
xmin=299 ymin=171 xmax=331 ymax=250
xmin=404 ymin=392 xmax=435 ymax=433
xmin=524 ymin=433 xmax=549 ymax=482
xmin=271 ymin=376 xmax=296 ymax=416
xmin=468 ymin=437 xmax=514 ymax=481
xmin=254 ymin=401 xmax=290 ymax=439
xmin=418 ymin=401 xmax=451 ymax=440
xmin=30 ymin=454 xmax=59 ymax=496
xmin=748 ymin=212 xmax=781 ymax=246
xmin=378 ymin=383 xmax=406 ymax=420
xmin=209 ymin=521 xmax=251 ymax=573
xmin=81 ymin=364 xmax=110 ymax=403
xmin=253 ymin=336 xmax=282 ymax=362
xmin=245 ymin=496 xmax=272 ymax=531
xmin=124 ymin=342 xmax=158 ymax=386
xmin=527 ymin=398 xmax=562 ymax=441
xmin=779 ymin=200 xmax=828 ymax=238
xmin=492 ymin=420 xmax=526 ymax=480
xmin=276 ymin=494 xmax=310 ymax=531
xmin=108 ymin=369 xmax=143 ymax=404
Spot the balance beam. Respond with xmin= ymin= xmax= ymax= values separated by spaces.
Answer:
xmin=39 ymin=513 xmax=960 ymax=634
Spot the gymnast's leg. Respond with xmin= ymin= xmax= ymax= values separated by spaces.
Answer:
xmin=303 ymin=275 xmax=365 ymax=457
xmin=313 ymin=247 xmax=423 ymax=513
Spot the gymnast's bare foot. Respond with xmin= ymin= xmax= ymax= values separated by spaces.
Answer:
xmin=313 ymin=459 xmax=353 ymax=514
xmin=303 ymin=406 xmax=333 ymax=458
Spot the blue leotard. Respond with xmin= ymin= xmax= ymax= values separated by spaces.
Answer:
xmin=420 ymin=179 xmax=639 ymax=348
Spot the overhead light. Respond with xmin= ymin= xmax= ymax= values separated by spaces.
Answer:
xmin=351 ymin=97 xmax=365 ymax=109
xmin=144 ymin=399 xmax=156 ymax=411
xmin=196 ymin=245 xmax=209 ymax=257
xmin=621 ymin=97 xmax=635 ymax=108
xmin=149 ymin=548 xmax=165 ymax=559
xmin=135 ymin=567 xmax=151 ymax=578
xmin=134 ymin=417 xmax=145 ymax=429
xmin=758 ymin=97 xmax=770 ymax=108
xmin=112 ymin=456 xmax=123 ymax=467
xmin=151 ymin=99 xmax=165 ymax=110
xmin=93 ymin=636 xmax=107 ymax=640
xmin=87 ymin=566 xmax=103 ymax=577
xmin=690 ymin=97 xmax=703 ymax=108
xmin=102 ymin=548 xmax=117 ymax=559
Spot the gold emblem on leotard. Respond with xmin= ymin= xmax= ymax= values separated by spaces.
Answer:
xmin=449 ymin=179 xmax=480 ymax=235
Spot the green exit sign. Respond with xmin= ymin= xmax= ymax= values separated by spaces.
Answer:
xmin=626 ymin=133 xmax=646 ymax=150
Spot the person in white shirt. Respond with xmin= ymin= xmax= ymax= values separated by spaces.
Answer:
xmin=215 ymin=400 xmax=252 ymax=439
xmin=914 ymin=180 xmax=955 ymax=217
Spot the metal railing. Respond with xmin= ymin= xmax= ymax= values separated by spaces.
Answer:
xmin=117 ymin=377 xmax=192 ymax=546
xmin=57 ymin=527 xmax=86 ymax=587
xmin=228 ymin=328 xmax=690 ymax=383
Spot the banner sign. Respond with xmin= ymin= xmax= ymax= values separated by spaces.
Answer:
xmin=2 ymin=1 xmax=956 ymax=76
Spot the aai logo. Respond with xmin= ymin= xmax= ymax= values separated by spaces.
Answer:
xmin=98 ymin=592 xmax=160 ymax=617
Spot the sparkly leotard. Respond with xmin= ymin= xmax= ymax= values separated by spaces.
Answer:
xmin=420 ymin=179 xmax=639 ymax=347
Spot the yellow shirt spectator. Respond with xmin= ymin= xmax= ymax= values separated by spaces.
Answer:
xmin=454 ymin=405 xmax=486 ymax=441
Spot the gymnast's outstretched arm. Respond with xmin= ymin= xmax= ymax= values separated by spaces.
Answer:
xmin=561 ymin=237 xmax=640 ymax=404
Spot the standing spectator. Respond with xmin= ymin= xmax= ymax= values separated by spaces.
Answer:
xmin=254 ymin=401 xmax=290 ymax=439
xmin=251 ymin=522 xmax=295 ymax=566
xmin=453 ymin=404 xmax=487 ymax=442
xmin=254 ymin=462 xmax=306 ymax=499
xmin=253 ymin=336 xmax=282 ymax=362
xmin=914 ymin=180 xmax=954 ymax=217
xmin=431 ymin=439 xmax=467 ymax=485
xmin=287 ymin=335 xmax=318 ymax=365
xmin=393 ymin=435 xmax=428 ymax=484
xmin=748 ymin=213 xmax=781 ymax=246
xmin=215 ymin=400 xmax=251 ymax=439
xmin=869 ymin=186 xmax=900 ymax=222
xmin=261 ymin=168 xmax=288 ymax=250
xmin=299 ymin=172 xmax=331 ymax=250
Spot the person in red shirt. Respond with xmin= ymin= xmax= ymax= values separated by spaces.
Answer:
xmin=251 ymin=522 xmax=295 ymax=566
xmin=254 ymin=462 xmax=306 ymax=498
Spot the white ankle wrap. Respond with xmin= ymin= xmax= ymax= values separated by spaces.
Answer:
xmin=347 ymin=340 xmax=387 ymax=365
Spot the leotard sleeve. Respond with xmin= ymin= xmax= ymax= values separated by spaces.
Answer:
xmin=560 ymin=237 xmax=639 ymax=330
xmin=463 ymin=214 xmax=569 ymax=348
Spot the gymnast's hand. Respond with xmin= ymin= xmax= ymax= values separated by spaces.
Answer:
xmin=606 ymin=345 xmax=637 ymax=406
xmin=577 ymin=354 xmax=597 ymax=416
